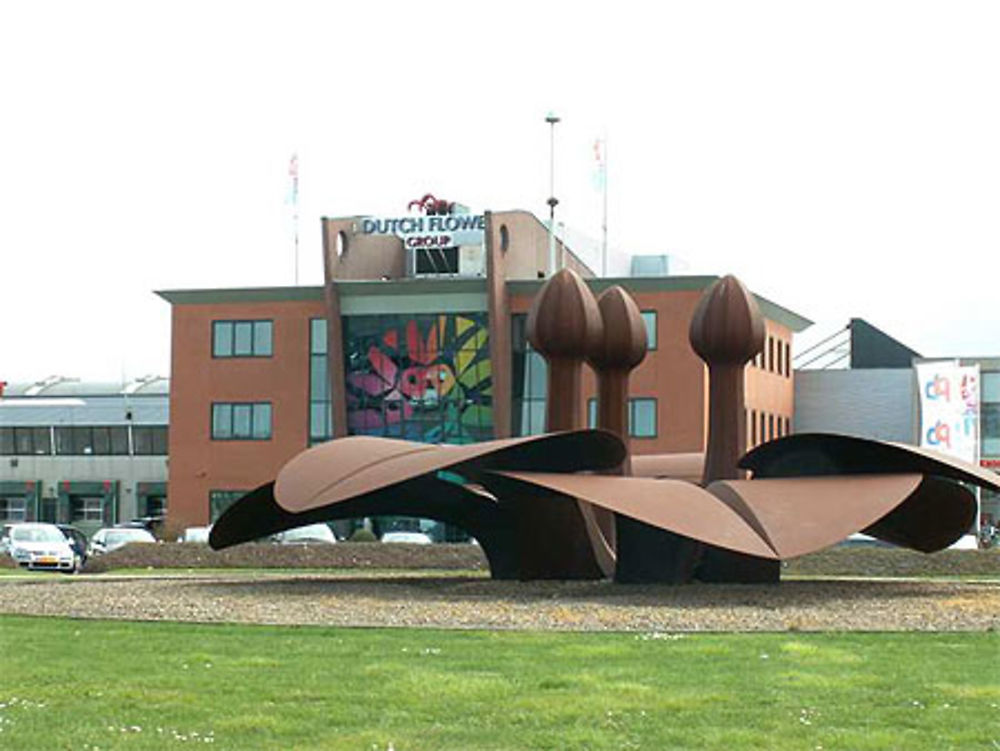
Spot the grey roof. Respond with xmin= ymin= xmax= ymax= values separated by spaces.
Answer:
xmin=156 ymin=287 xmax=324 ymax=305
xmin=2 ymin=377 xmax=169 ymax=398
xmin=0 ymin=393 xmax=168 ymax=427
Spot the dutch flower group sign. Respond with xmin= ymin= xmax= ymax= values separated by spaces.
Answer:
xmin=916 ymin=360 xmax=980 ymax=464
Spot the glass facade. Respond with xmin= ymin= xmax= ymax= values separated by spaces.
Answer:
xmin=309 ymin=318 xmax=333 ymax=444
xmin=343 ymin=313 xmax=493 ymax=444
xmin=1 ymin=425 xmax=167 ymax=456
xmin=982 ymin=371 xmax=1000 ymax=457
xmin=55 ymin=426 xmax=129 ymax=456
xmin=511 ymin=314 xmax=548 ymax=436
xmin=133 ymin=426 xmax=169 ymax=455
xmin=209 ymin=489 xmax=247 ymax=523
xmin=0 ymin=427 xmax=51 ymax=455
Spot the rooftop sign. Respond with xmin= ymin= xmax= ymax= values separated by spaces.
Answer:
xmin=359 ymin=214 xmax=486 ymax=249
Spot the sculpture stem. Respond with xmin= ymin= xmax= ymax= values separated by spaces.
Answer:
xmin=546 ymin=358 xmax=584 ymax=432
xmin=702 ymin=363 xmax=748 ymax=485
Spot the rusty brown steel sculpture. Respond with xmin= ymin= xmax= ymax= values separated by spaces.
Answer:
xmin=688 ymin=274 xmax=778 ymax=582
xmin=586 ymin=285 xmax=690 ymax=582
xmin=210 ymin=270 xmax=1000 ymax=585
xmin=515 ymin=269 xmax=612 ymax=579
xmin=585 ymin=286 xmax=648 ymax=573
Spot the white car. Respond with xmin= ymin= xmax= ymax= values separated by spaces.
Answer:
xmin=380 ymin=531 xmax=433 ymax=545
xmin=178 ymin=526 xmax=211 ymax=544
xmin=87 ymin=527 xmax=156 ymax=556
xmin=1 ymin=523 xmax=78 ymax=572
xmin=272 ymin=523 xmax=337 ymax=544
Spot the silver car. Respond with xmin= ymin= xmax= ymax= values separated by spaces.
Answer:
xmin=87 ymin=527 xmax=156 ymax=556
xmin=1 ymin=523 xmax=79 ymax=572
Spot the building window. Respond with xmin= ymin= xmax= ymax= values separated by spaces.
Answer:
xmin=983 ymin=403 xmax=1000 ymax=457
xmin=309 ymin=318 xmax=333 ymax=445
xmin=0 ymin=497 xmax=27 ymax=522
xmin=750 ymin=410 xmax=757 ymax=444
xmin=71 ymin=496 xmax=104 ymax=523
xmin=512 ymin=315 xmax=547 ymax=436
xmin=630 ymin=398 xmax=657 ymax=438
xmin=209 ymin=490 xmax=247 ymax=522
xmin=54 ymin=426 xmax=129 ymax=456
xmin=212 ymin=320 xmax=273 ymax=358
xmin=133 ymin=426 xmax=169 ymax=455
xmin=415 ymin=247 xmax=459 ymax=275
xmin=641 ymin=311 xmax=657 ymax=350
xmin=344 ymin=312 xmax=494 ymax=443
xmin=0 ymin=427 xmax=52 ymax=456
xmin=983 ymin=372 xmax=1000 ymax=456
xmin=783 ymin=342 xmax=791 ymax=377
xmin=588 ymin=397 xmax=657 ymax=438
xmin=211 ymin=403 xmax=272 ymax=440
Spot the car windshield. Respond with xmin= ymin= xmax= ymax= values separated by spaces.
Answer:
xmin=11 ymin=526 xmax=66 ymax=543
xmin=106 ymin=530 xmax=153 ymax=545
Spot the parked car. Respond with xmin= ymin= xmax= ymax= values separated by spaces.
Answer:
xmin=380 ymin=531 xmax=433 ymax=545
xmin=271 ymin=523 xmax=337 ymax=545
xmin=0 ymin=522 xmax=79 ymax=572
xmin=57 ymin=524 xmax=89 ymax=568
xmin=177 ymin=526 xmax=211 ymax=544
xmin=87 ymin=527 xmax=156 ymax=556
xmin=837 ymin=533 xmax=892 ymax=548
xmin=949 ymin=535 xmax=979 ymax=550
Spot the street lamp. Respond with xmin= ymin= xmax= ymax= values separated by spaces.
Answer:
xmin=545 ymin=112 xmax=560 ymax=275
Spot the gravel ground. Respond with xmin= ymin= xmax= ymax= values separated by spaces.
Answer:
xmin=1 ymin=573 xmax=997 ymax=632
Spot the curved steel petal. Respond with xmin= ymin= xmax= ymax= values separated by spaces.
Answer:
xmin=705 ymin=474 xmax=923 ymax=559
xmin=862 ymin=475 xmax=977 ymax=553
xmin=490 ymin=471 xmax=779 ymax=559
xmin=741 ymin=433 xmax=1000 ymax=491
xmin=274 ymin=429 xmax=625 ymax=514
xmin=209 ymin=475 xmax=520 ymax=577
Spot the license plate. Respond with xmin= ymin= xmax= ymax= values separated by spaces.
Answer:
xmin=39 ymin=556 xmax=57 ymax=564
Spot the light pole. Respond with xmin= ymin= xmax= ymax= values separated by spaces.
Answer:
xmin=545 ymin=112 xmax=560 ymax=275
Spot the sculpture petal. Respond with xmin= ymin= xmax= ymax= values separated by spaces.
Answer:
xmin=706 ymin=474 xmax=923 ymax=559
xmin=490 ymin=471 xmax=779 ymax=559
xmin=741 ymin=433 xmax=1000 ymax=491
xmin=274 ymin=430 xmax=626 ymax=514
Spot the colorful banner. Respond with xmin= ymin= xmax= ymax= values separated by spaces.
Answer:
xmin=916 ymin=360 xmax=980 ymax=464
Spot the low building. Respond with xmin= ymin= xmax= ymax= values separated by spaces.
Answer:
xmin=158 ymin=207 xmax=811 ymax=529
xmin=794 ymin=320 xmax=1000 ymax=530
xmin=0 ymin=376 xmax=169 ymax=535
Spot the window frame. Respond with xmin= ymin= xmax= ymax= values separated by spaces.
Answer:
xmin=640 ymin=310 xmax=657 ymax=351
xmin=210 ymin=402 xmax=273 ymax=441
xmin=212 ymin=319 xmax=274 ymax=359
xmin=586 ymin=396 xmax=658 ymax=438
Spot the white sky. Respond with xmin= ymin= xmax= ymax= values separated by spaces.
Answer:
xmin=2 ymin=1 xmax=998 ymax=384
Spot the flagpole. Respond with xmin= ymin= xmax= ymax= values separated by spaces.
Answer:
xmin=601 ymin=135 xmax=608 ymax=276
xmin=290 ymin=153 xmax=300 ymax=285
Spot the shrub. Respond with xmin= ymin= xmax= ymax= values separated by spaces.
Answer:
xmin=348 ymin=528 xmax=377 ymax=543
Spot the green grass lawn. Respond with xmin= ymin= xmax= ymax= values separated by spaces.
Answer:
xmin=0 ymin=617 xmax=996 ymax=750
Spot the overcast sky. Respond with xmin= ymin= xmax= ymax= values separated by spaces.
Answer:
xmin=2 ymin=1 xmax=998 ymax=384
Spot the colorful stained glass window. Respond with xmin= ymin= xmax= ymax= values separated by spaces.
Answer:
xmin=343 ymin=313 xmax=493 ymax=444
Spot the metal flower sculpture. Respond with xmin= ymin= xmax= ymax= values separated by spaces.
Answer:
xmin=211 ymin=270 xmax=1000 ymax=583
